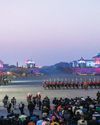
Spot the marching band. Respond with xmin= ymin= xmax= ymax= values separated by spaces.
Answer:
xmin=43 ymin=79 xmax=100 ymax=90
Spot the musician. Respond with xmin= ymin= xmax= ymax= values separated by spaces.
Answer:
xmin=80 ymin=82 xmax=84 ymax=89
xmin=64 ymin=81 xmax=68 ymax=89
xmin=83 ymin=82 xmax=88 ymax=90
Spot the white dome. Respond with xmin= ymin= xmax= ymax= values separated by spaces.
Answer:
xmin=25 ymin=59 xmax=35 ymax=64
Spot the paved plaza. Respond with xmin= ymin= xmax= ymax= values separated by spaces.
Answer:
xmin=0 ymin=82 xmax=99 ymax=117
xmin=0 ymin=84 xmax=99 ymax=105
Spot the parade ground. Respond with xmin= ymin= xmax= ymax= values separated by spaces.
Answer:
xmin=0 ymin=81 xmax=99 ymax=105
xmin=0 ymin=80 xmax=100 ymax=117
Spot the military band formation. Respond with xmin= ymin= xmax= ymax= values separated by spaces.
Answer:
xmin=43 ymin=79 xmax=100 ymax=90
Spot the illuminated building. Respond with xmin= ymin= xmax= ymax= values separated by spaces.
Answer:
xmin=71 ymin=53 xmax=100 ymax=68
xmin=78 ymin=57 xmax=86 ymax=68
xmin=72 ymin=57 xmax=94 ymax=68
xmin=25 ymin=59 xmax=35 ymax=68
xmin=93 ymin=53 xmax=100 ymax=67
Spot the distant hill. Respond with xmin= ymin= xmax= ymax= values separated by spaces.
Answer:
xmin=40 ymin=62 xmax=73 ymax=75
xmin=1 ymin=62 xmax=73 ymax=76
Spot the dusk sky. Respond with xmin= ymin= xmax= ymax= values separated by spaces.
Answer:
xmin=0 ymin=0 xmax=100 ymax=66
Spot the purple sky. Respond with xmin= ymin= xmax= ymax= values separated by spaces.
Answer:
xmin=0 ymin=0 xmax=100 ymax=66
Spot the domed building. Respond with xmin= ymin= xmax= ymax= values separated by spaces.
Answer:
xmin=25 ymin=59 xmax=35 ymax=68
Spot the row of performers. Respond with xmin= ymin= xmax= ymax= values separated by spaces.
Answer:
xmin=43 ymin=80 xmax=100 ymax=89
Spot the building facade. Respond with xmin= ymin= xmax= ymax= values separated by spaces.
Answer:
xmin=25 ymin=59 xmax=35 ymax=68
xmin=93 ymin=53 xmax=100 ymax=67
xmin=71 ymin=53 xmax=100 ymax=68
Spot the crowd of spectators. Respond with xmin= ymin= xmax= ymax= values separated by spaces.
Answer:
xmin=0 ymin=91 xmax=100 ymax=125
